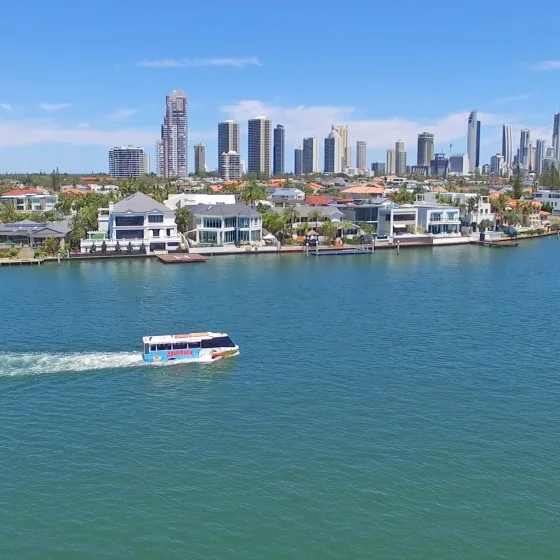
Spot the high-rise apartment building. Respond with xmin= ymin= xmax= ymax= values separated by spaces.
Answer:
xmin=386 ymin=148 xmax=396 ymax=175
xmin=356 ymin=141 xmax=367 ymax=170
xmin=161 ymin=89 xmax=188 ymax=179
xmin=219 ymin=151 xmax=242 ymax=181
xmin=552 ymin=113 xmax=560 ymax=162
xmin=519 ymin=129 xmax=530 ymax=168
xmin=395 ymin=140 xmax=406 ymax=176
xmin=108 ymin=146 xmax=148 ymax=178
xmin=535 ymin=140 xmax=546 ymax=174
xmin=417 ymin=132 xmax=434 ymax=167
xmin=218 ymin=121 xmax=240 ymax=178
xmin=302 ymin=137 xmax=319 ymax=174
xmin=194 ymin=143 xmax=206 ymax=175
xmin=371 ymin=162 xmax=386 ymax=175
xmin=294 ymin=147 xmax=303 ymax=176
xmin=273 ymin=124 xmax=285 ymax=175
xmin=331 ymin=125 xmax=349 ymax=169
xmin=490 ymin=154 xmax=504 ymax=177
xmin=248 ymin=117 xmax=271 ymax=176
xmin=449 ymin=154 xmax=469 ymax=175
xmin=502 ymin=125 xmax=513 ymax=167
xmin=155 ymin=140 xmax=163 ymax=177
xmin=467 ymin=111 xmax=479 ymax=173
xmin=324 ymin=130 xmax=341 ymax=173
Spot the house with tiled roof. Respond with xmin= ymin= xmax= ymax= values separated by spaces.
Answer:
xmin=0 ymin=189 xmax=58 ymax=212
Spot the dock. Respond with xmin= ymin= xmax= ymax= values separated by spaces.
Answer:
xmin=156 ymin=253 xmax=209 ymax=264
xmin=310 ymin=249 xmax=373 ymax=256
xmin=0 ymin=258 xmax=44 ymax=266
xmin=473 ymin=240 xmax=519 ymax=248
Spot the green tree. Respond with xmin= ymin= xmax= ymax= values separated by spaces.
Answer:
xmin=0 ymin=203 xmax=18 ymax=223
xmin=319 ymin=221 xmax=338 ymax=244
xmin=512 ymin=173 xmax=523 ymax=199
xmin=262 ymin=211 xmax=285 ymax=235
xmin=42 ymin=237 xmax=60 ymax=256
xmin=242 ymin=182 xmax=267 ymax=207
xmin=282 ymin=206 xmax=300 ymax=236
xmin=175 ymin=207 xmax=192 ymax=234
xmin=307 ymin=209 xmax=323 ymax=229
xmin=479 ymin=219 xmax=494 ymax=231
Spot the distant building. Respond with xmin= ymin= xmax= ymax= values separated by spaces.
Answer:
xmin=417 ymin=132 xmax=434 ymax=167
xmin=467 ymin=110 xmax=479 ymax=172
xmin=429 ymin=153 xmax=448 ymax=177
xmin=395 ymin=140 xmax=406 ymax=176
xmin=386 ymin=149 xmax=396 ymax=175
xmin=490 ymin=153 xmax=504 ymax=177
xmin=194 ymin=143 xmax=206 ymax=175
xmin=534 ymin=189 xmax=560 ymax=213
xmin=449 ymin=154 xmax=469 ymax=175
xmin=502 ymin=125 xmax=513 ymax=167
xmin=218 ymin=120 xmax=240 ymax=178
xmin=324 ymin=130 xmax=341 ymax=173
xmin=220 ymin=151 xmax=242 ymax=181
xmin=519 ymin=129 xmax=531 ymax=168
xmin=0 ymin=189 xmax=58 ymax=213
xmin=109 ymin=146 xmax=148 ymax=178
xmin=371 ymin=162 xmax=386 ymax=175
xmin=273 ymin=124 xmax=285 ymax=175
xmin=331 ymin=125 xmax=349 ymax=170
xmin=161 ymin=89 xmax=188 ymax=179
xmin=356 ymin=140 xmax=367 ymax=170
xmin=553 ymin=113 xmax=560 ymax=162
xmin=294 ymin=147 xmax=303 ymax=176
xmin=248 ymin=116 xmax=271 ymax=176
xmin=302 ymin=137 xmax=319 ymax=174
xmin=535 ymin=139 xmax=546 ymax=174
xmin=156 ymin=139 xmax=163 ymax=177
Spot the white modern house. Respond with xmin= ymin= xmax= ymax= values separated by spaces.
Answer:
xmin=0 ymin=189 xmax=58 ymax=213
xmin=189 ymin=202 xmax=262 ymax=246
xmin=165 ymin=193 xmax=236 ymax=209
xmin=80 ymin=192 xmax=181 ymax=254
xmin=273 ymin=205 xmax=344 ymax=229
xmin=376 ymin=207 xmax=418 ymax=236
xmin=416 ymin=206 xmax=461 ymax=235
xmin=533 ymin=190 xmax=560 ymax=215
xmin=268 ymin=187 xmax=305 ymax=203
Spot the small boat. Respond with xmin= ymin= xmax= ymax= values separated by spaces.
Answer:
xmin=142 ymin=332 xmax=239 ymax=364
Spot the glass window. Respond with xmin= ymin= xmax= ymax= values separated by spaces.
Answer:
xmin=200 ymin=231 xmax=217 ymax=244
xmin=238 ymin=217 xmax=249 ymax=228
xmin=203 ymin=217 xmax=222 ymax=228
xmin=150 ymin=345 xmax=157 ymax=352
xmin=201 ymin=336 xmax=235 ymax=348
xmin=251 ymin=230 xmax=261 ymax=241
xmin=157 ymin=343 xmax=171 ymax=351
xmin=151 ymin=229 xmax=160 ymax=237
xmin=172 ymin=342 xmax=189 ymax=350
xmin=223 ymin=230 xmax=236 ymax=244
xmin=224 ymin=217 xmax=236 ymax=228
xmin=188 ymin=341 xmax=201 ymax=349
xmin=148 ymin=215 xmax=164 ymax=223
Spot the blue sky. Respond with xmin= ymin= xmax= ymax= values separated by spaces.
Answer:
xmin=1 ymin=0 xmax=560 ymax=173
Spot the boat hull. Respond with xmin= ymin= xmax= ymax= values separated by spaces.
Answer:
xmin=142 ymin=346 xmax=239 ymax=364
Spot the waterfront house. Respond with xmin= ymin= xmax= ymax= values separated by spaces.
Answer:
xmin=268 ymin=188 xmax=306 ymax=207
xmin=0 ymin=189 xmax=58 ymax=213
xmin=164 ymin=193 xmax=236 ymax=210
xmin=0 ymin=219 xmax=71 ymax=247
xmin=533 ymin=190 xmax=560 ymax=215
xmin=189 ymin=202 xmax=262 ymax=246
xmin=80 ymin=192 xmax=181 ymax=254
xmin=416 ymin=206 xmax=461 ymax=235
xmin=273 ymin=205 xmax=344 ymax=229
xmin=337 ymin=198 xmax=398 ymax=227
xmin=376 ymin=207 xmax=418 ymax=237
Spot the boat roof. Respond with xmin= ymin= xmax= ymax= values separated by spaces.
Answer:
xmin=142 ymin=332 xmax=228 ymax=344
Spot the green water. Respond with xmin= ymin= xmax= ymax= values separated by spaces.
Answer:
xmin=1 ymin=241 xmax=559 ymax=559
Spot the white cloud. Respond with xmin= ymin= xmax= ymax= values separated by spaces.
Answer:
xmin=39 ymin=103 xmax=72 ymax=111
xmin=492 ymin=94 xmax=532 ymax=104
xmin=111 ymin=108 xmax=137 ymax=121
xmin=138 ymin=56 xmax=261 ymax=68
xmin=0 ymin=103 xmax=13 ymax=112
xmin=533 ymin=60 xmax=560 ymax=70
xmin=221 ymin=100 xmax=509 ymax=151
xmin=0 ymin=119 xmax=156 ymax=147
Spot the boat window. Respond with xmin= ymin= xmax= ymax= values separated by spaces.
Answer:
xmin=188 ymin=341 xmax=201 ymax=349
xmin=201 ymin=336 xmax=235 ymax=348
xmin=150 ymin=345 xmax=157 ymax=352
xmin=157 ymin=343 xmax=172 ymax=351
xmin=144 ymin=344 xmax=150 ymax=354
xmin=172 ymin=342 xmax=189 ymax=350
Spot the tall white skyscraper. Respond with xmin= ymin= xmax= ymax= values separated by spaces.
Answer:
xmin=395 ymin=140 xmax=406 ymax=176
xmin=302 ymin=137 xmax=319 ymax=174
xmin=324 ymin=130 xmax=341 ymax=173
xmin=467 ymin=110 xmax=479 ymax=173
xmin=331 ymin=125 xmax=349 ymax=169
xmin=248 ymin=117 xmax=271 ymax=176
xmin=519 ymin=129 xmax=530 ymax=168
xmin=218 ymin=120 xmax=240 ymax=179
xmin=219 ymin=151 xmax=242 ymax=181
xmin=356 ymin=141 xmax=367 ymax=170
xmin=535 ymin=140 xmax=546 ymax=174
xmin=502 ymin=125 xmax=513 ymax=167
xmin=108 ymin=146 xmax=147 ymax=178
xmin=553 ymin=113 xmax=560 ymax=162
xmin=161 ymin=89 xmax=188 ymax=179
xmin=386 ymin=148 xmax=396 ymax=175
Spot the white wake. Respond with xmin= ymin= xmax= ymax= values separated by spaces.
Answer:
xmin=0 ymin=352 xmax=143 ymax=377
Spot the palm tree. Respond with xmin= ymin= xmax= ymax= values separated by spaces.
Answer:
xmin=282 ymin=206 xmax=300 ymax=236
xmin=319 ymin=221 xmax=338 ymax=245
xmin=175 ymin=207 xmax=192 ymax=234
xmin=242 ymin=182 xmax=267 ymax=207
xmin=308 ymin=209 xmax=322 ymax=229
xmin=491 ymin=194 xmax=509 ymax=226
xmin=42 ymin=237 xmax=59 ymax=256
xmin=263 ymin=211 xmax=285 ymax=235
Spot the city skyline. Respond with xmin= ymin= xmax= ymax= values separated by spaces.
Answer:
xmin=1 ymin=0 xmax=560 ymax=172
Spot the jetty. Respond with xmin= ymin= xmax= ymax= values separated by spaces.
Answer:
xmin=310 ymin=249 xmax=372 ymax=256
xmin=0 ymin=258 xmax=44 ymax=267
xmin=156 ymin=254 xmax=209 ymax=264
xmin=472 ymin=239 xmax=519 ymax=248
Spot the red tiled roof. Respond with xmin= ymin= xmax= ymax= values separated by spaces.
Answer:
xmin=306 ymin=195 xmax=333 ymax=205
xmin=1 ymin=189 xmax=43 ymax=197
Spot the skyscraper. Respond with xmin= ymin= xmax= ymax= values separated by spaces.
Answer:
xmin=248 ymin=116 xmax=271 ymax=176
xmin=449 ymin=154 xmax=469 ymax=175
xmin=273 ymin=124 xmax=285 ymax=175
xmin=502 ymin=125 xmax=513 ymax=167
xmin=386 ymin=148 xmax=396 ymax=175
xmin=417 ymin=132 xmax=434 ymax=167
xmin=108 ymin=146 xmax=147 ymax=178
xmin=553 ymin=113 xmax=560 ymax=162
xmin=218 ymin=120 xmax=240 ymax=178
xmin=155 ymin=139 xmax=163 ymax=177
xmin=356 ymin=141 xmax=367 ymax=170
xmin=467 ymin=110 xmax=478 ymax=173
xmin=294 ymin=147 xmax=303 ymax=176
xmin=302 ymin=137 xmax=319 ymax=174
xmin=219 ymin=151 xmax=242 ymax=181
xmin=324 ymin=130 xmax=341 ymax=173
xmin=194 ymin=143 xmax=206 ymax=175
xmin=161 ymin=89 xmax=188 ymax=179
xmin=395 ymin=140 xmax=406 ymax=176
xmin=519 ymin=129 xmax=530 ymax=168
xmin=535 ymin=139 xmax=546 ymax=174
xmin=331 ymin=125 xmax=349 ymax=169
xmin=490 ymin=154 xmax=504 ymax=177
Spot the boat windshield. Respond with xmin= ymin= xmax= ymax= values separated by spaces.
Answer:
xmin=202 ymin=336 xmax=236 ymax=348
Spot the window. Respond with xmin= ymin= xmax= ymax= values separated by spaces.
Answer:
xmin=188 ymin=341 xmax=201 ymax=349
xmin=115 ymin=216 xmax=143 ymax=227
xmin=151 ymin=229 xmax=160 ymax=237
xmin=223 ymin=230 xmax=236 ymax=244
xmin=224 ymin=217 xmax=236 ymax=228
xmin=157 ymin=343 xmax=172 ymax=351
xmin=201 ymin=336 xmax=235 ymax=348
xmin=251 ymin=230 xmax=261 ymax=241
xmin=203 ymin=217 xmax=222 ymax=228
xmin=200 ymin=231 xmax=217 ymax=244
xmin=238 ymin=217 xmax=249 ymax=228
xmin=150 ymin=345 xmax=157 ymax=352
xmin=173 ymin=342 xmax=189 ymax=350
xmin=148 ymin=215 xmax=164 ymax=223
xmin=239 ymin=230 xmax=249 ymax=241
xmin=166 ymin=229 xmax=171 ymax=236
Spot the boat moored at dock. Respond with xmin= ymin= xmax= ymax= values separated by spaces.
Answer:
xmin=142 ymin=332 xmax=239 ymax=363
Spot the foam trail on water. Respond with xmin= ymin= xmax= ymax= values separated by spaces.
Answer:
xmin=0 ymin=352 xmax=143 ymax=377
